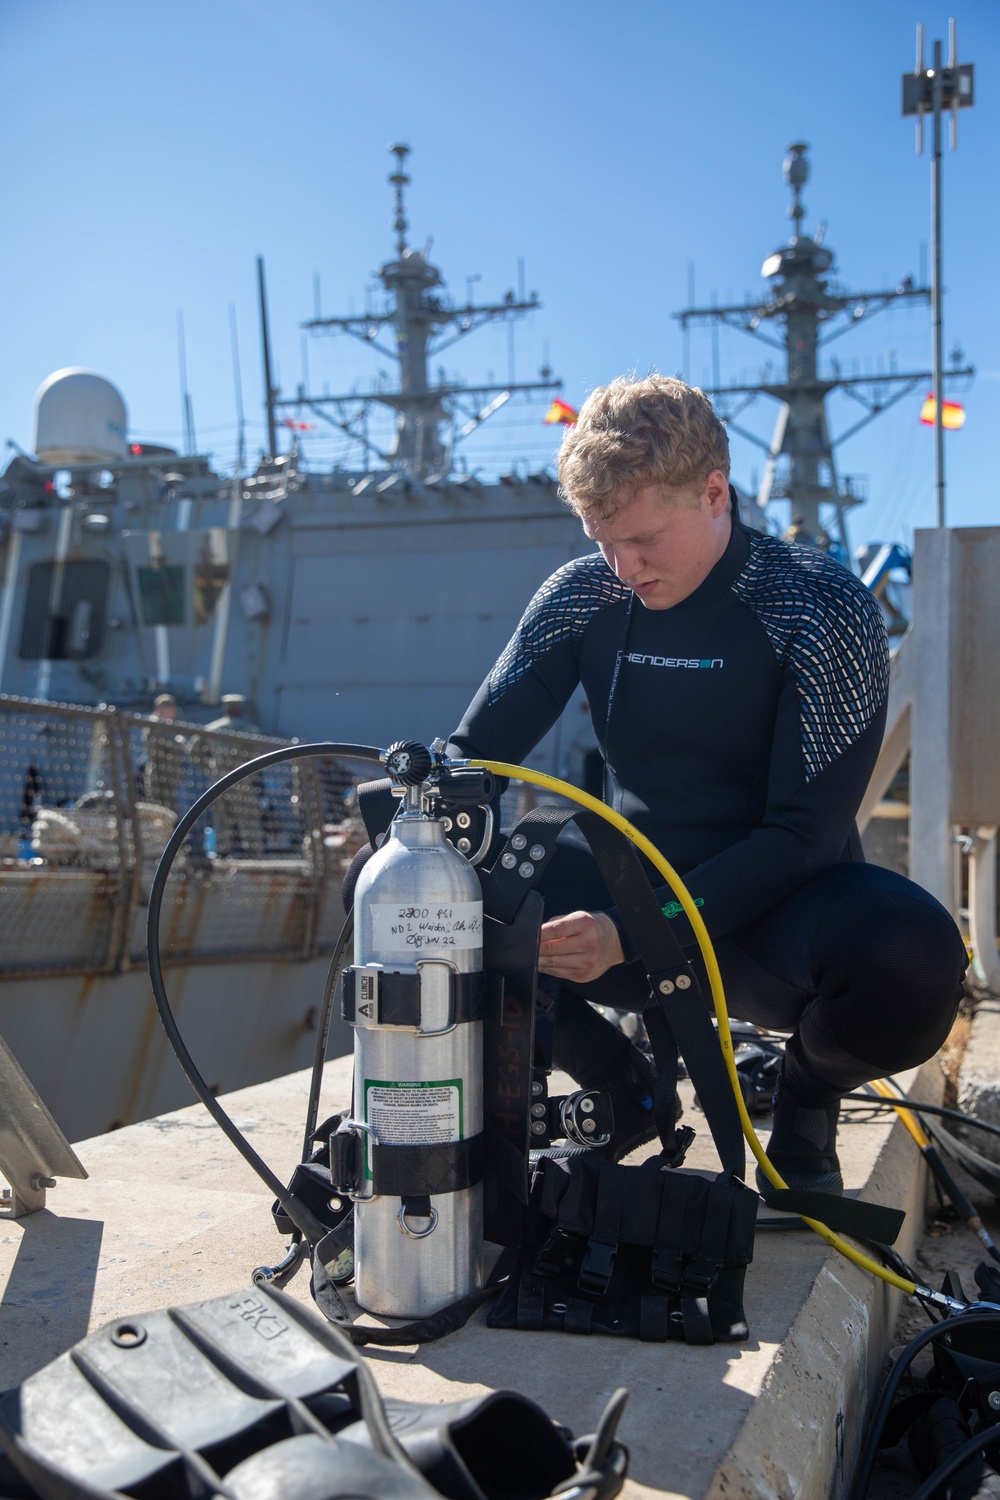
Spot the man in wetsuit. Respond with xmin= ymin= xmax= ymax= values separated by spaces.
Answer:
xmin=449 ymin=374 xmax=967 ymax=1194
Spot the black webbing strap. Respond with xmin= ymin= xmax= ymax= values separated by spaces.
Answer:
xmin=482 ymin=894 xmax=544 ymax=1246
xmin=478 ymin=804 xmax=578 ymax=923
xmin=369 ymin=1134 xmax=485 ymax=1197
xmin=639 ymin=1295 xmax=671 ymax=1343
xmin=681 ymin=1294 xmax=714 ymax=1346
xmin=564 ymin=1298 xmax=595 ymax=1335
xmin=578 ymin=1161 xmax=624 ymax=1295
xmin=651 ymin=1178 xmax=685 ymax=1292
xmin=516 ymin=1273 xmax=546 ymax=1331
xmin=570 ymin=810 xmax=746 ymax=1184
xmin=759 ymin=1189 xmax=904 ymax=1244
xmin=356 ymin=777 xmax=396 ymax=846
xmin=683 ymin=1183 xmax=733 ymax=1294
xmin=341 ymin=967 xmax=494 ymax=1028
xmin=311 ymin=1240 xmax=516 ymax=1346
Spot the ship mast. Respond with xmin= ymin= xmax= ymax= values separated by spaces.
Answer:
xmin=677 ymin=143 xmax=973 ymax=553
xmin=277 ymin=144 xmax=560 ymax=481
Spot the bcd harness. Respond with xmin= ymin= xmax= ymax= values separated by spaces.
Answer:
xmin=295 ymin=774 xmax=904 ymax=1348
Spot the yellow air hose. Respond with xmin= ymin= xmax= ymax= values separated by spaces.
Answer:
xmin=472 ymin=759 xmax=918 ymax=1297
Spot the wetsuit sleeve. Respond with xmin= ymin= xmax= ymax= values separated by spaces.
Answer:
xmin=450 ymin=626 xmax=582 ymax=767
xmin=450 ymin=556 xmax=628 ymax=764
xmin=613 ymin=574 xmax=890 ymax=951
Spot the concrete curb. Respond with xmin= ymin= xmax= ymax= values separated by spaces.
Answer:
xmin=709 ymin=1059 xmax=938 ymax=1500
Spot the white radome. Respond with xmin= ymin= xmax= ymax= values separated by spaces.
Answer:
xmin=34 ymin=368 xmax=129 ymax=466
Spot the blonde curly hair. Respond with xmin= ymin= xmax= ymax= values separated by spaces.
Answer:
xmin=557 ymin=374 xmax=729 ymax=518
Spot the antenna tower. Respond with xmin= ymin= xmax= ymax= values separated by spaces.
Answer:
xmin=677 ymin=144 xmax=974 ymax=555
xmin=275 ymin=144 xmax=561 ymax=481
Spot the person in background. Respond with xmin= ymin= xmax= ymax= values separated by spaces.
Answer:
xmin=142 ymin=693 xmax=186 ymax=815
xmin=193 ymin=694 xmax=265 ymax=858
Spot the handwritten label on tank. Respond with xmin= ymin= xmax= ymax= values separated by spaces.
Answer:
xmin=370 ymin=901 xmax=482 ymax=957
xmin=363 ymin=1078 xmax=463 ymax=1180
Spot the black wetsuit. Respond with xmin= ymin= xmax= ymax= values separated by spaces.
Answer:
xmin=451 ymin=507 xmax=966 ymax=1101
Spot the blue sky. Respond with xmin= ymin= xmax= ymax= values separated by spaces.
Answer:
xmin=1 ymin=0 xmax=996 ymax=552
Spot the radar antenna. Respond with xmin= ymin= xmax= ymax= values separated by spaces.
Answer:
xmin=274 ymin=145 xmax=561 ymax=480
xmin=677 ymin=143 xmax=974 ymax=557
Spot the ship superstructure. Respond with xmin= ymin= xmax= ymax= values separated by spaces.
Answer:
xmin=677 ymin=144 xmax=973 ymax=559
xmin=0 ymin=148 xmax=590 ymax=764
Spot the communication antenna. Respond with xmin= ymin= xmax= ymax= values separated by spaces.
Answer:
xmin=902 ymin=18 xmax=976 ymax=527
xmin=256 ymin=255 xmax=279 ymax=459
xmin=176 ymin=309 xmax=197 ymax=456
xmin=229 ymin=304 xmax=246 ymax=474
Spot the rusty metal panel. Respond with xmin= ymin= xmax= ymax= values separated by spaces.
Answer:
xmin=0 ymin=869 xmax=118 ymax=972
xmin=0 ymin=697 xmax=366 ymax=977
xmin=945 ymin=529 xmax=1000 ymax=824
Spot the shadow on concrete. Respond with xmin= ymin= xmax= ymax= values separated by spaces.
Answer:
xmin=0 ymin=1211 xmax=104 ymax=1389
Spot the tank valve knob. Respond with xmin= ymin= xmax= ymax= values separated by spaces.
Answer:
xmin=383 ymin=740 xmax=434 ymax=786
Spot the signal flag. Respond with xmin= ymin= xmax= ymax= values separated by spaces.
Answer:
xmin=919 ymin=395 xmax=966 ymax=430
xmin=544 ymin=399 xmax=579 ymax=426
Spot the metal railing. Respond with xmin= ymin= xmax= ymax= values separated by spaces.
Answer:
xmin=0 ymin=695 xmax=369 ymax=978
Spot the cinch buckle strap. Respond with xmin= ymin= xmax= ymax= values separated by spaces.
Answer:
xmin=683 ymin=1182 xmax=735 ymax=1294
xmin=341 ymin=967 xmax=494 ymax=1028
xmin=578 ymin=1161 xmax=624 ymax=1296
xmin=370 ymin=1134 xmax=485 ymax=1198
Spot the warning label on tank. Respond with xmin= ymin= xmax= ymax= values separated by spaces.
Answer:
xmin=363 ymin=1078 xmax=463 ymax=1180
xmin=369 ymin=901 xmax=482 ymax=957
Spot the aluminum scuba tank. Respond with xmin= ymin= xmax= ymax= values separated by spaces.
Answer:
xmin=347 ymin=747 xmax=485 ymax=1317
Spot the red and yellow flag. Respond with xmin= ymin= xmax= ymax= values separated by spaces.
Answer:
xmin=544 ymin=398 xmax=579 ymax=427
xmin=919 ymin=394 xmax=966 ymax=430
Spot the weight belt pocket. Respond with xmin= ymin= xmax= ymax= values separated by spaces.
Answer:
xmin=489 ymin=1151 xmax=758 ymax=1345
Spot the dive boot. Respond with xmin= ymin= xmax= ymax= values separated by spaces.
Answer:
xmin=755 ymin=1072 xmax=844 ymax=1197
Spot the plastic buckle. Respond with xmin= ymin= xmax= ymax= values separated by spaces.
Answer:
xmin=534 ymin=1227 xmax=578 ymax=1279
xmin=328 ymin=1131 xmax=360 ymax=1196
xmin=665 ymin=1124 xmax=696 ymax=1168
xmin=578 ymin=1238 xmax=617 ymax=1295
xmin=681 ymin=1258 xmax=720 ymax=1294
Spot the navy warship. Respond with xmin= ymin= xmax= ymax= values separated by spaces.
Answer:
xmin=0 ymin=144 xmax=947 ymax=1142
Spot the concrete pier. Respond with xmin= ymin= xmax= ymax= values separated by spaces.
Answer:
xmin=0 ymin=1055 xmax=937 ymax=1499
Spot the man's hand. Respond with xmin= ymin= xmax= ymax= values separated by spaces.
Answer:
xmin=537 ymin=910 xmax=625 ymax=984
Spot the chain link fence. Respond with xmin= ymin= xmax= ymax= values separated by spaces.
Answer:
xmin=0 ymin=696 xmax=369 ymax=978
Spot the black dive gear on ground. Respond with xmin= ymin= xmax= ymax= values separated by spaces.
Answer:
xmin=851 ymin=1272 xmax=1000 ymax=1500
xmin=490 ymin=1152 xmax=758 ymax=1344
xmin=0 ymin=1284 xmax=630 ymax=1500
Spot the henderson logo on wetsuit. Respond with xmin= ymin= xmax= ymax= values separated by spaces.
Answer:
xmin=624 ymin=655 xmax=724 ymax=668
